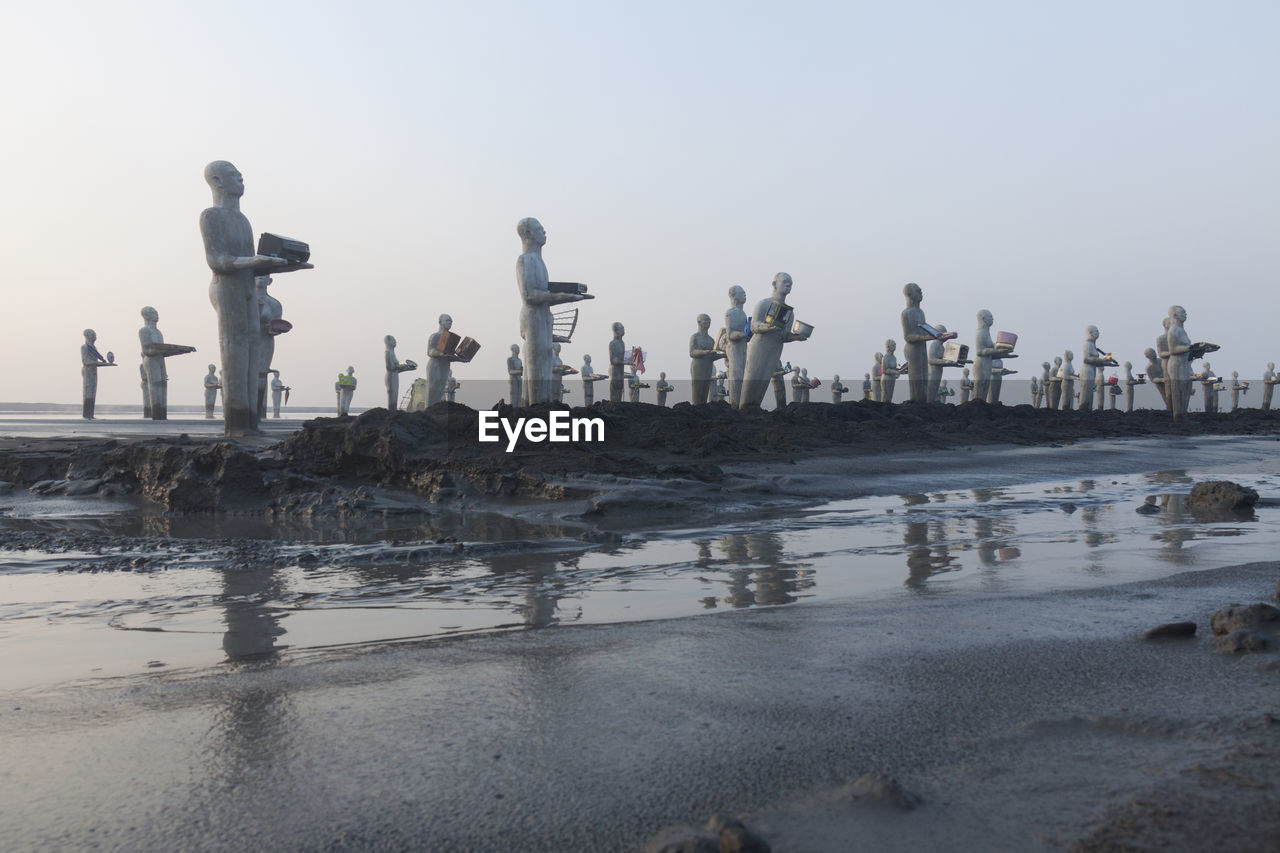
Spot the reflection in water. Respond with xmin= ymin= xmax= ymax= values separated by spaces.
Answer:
xmin=1148 ymin=469 xmax=1192 ymax=487
xmin=221 ymin=565 xmax=286 ymax=661
xmin=710 ymin=532 xmax=813 ymax=607
xmin=479 ymin=549 xmax=570 ymax=628
xmin=903 ymin=520 xmax=957 ymax=589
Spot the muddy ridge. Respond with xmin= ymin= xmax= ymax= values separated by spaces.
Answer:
xmin=3 ymin=400 xmax=1279 ymax=513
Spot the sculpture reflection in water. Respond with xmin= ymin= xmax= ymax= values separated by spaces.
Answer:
xmin=710 ymin=532 xmax=813 ymax=607
xmin=903 ymin=519 xmax=958 ymax=589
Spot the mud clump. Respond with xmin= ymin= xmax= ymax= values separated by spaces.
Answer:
xmin=1186 ymin=480 xmax=1259 ymax=514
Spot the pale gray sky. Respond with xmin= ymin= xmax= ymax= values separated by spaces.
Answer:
xmin=2 ymin=0 xmax=1276 ymax=406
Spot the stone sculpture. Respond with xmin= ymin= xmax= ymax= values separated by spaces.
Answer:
xmin=580 ymin=353 xmax=604 ymax=406
xmin=713 ymin=372 xmax=728 ymax=403
xmin=724 ymin=286 xmax=750 ymax=408
xmin=1059 ymin=351 xmax=1077 ymax=411
xmin=831 ymin=374 xmax=849 ymax=403
xmin=871 ymin=353 xmax=883 ymax=402
xmin=1037 ymin=361 xmax=1051 ymax=408
xmin=336 ymin=367 xmax=357 ymax=416
xmin=1048 ymin=356 xmax=1064 ymax=410
xmin=1199 ymin=362 xmax=1218 ymax=414
xmin=900 ymin=282 xmax=934 ymax=403
xmin=862 ymin=373 xmax=872 ymax=401
xmin=446 ymin=371 xmax=459 ymax=404
xmin=739 ymin=273 xmax=809 ymax=409
xmin=203 ymin=364 xmax=221 ymax=418
xmin=771 ymin=361 xmax=789 ymax=409
xmin=1079 ymin=326 xmax=1106 ymax=412
xmin=427 ymin=314 xmax=465 ymax=407
xmin=609 ymin=322 xmax=626 ymax=403
xmin=689 ymin=313 xmax=724 ymax=404
xmin=255 ymin=275 xmax=285 ymax=420
xmin=1124 ymin=361 xmax=1140 ymax=413
xmin=656 ymin=371 xmax=675 ymax=406
xmin=201 ymin=161 xmax=310 ymax=436
xmin=1166 ymin=305 xmax=1193 ymax=423
xmin=1029 ymin=376 xmax=1039 ymax=407
xmin=926 ymin=325 xmax=949 ymax=403
xmin=507 ymin=345 xmax=524 ymax=407
xmin=987 ymin=358 xmax=1005 ymax=404
xmin=270 ymin=372 xmax=286 ymax=418
xmin=138 ymin=306 xmax=194 ymax=420
xmin=140 ymin=364 xmax=150 ymax=419
xmin=516 ymin=218 xmax=590 ymax=406
xmin=1157 ymin=317 xmax=1173 ymax=411
xmin=973 ymin=310 xmax=996 ymax=404
xmin=384 ymin=335 xmax=417 ymax=411
xmin=1230 ymin=371 xmax=1245 ymax=412
xmin=1144 ymin=348 xmax=1165 ymax=408
xmin=80 ymin=329 xmax=113 ymax=419
xmin=881 ymin=340 xmax=902 ymax=404
xmin=959 ymin=367 xmax=973 ymax=404
xmin=1263 ymin=362 xmax=1276 ymax=410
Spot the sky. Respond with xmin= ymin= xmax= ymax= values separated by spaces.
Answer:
xmin=1 ymin=0 xmax=1277 ymax=407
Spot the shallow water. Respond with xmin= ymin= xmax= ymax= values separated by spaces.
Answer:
xmin=2 ymin=437 xmax=1279 ymax=690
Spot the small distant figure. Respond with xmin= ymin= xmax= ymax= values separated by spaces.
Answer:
xmin=204 ymin=364 xmax=221 ymax=418
xmin=336 ymin=366 xmax=357 ymax=416
xmin=427 ymin=314 xmax=465 ymax=407
xmin=926 ymin=324 xmax=949 ymax=403
xmin=973 ymin=309 xmax=995 ymax=403
xmin=1048 ymin=356 xmax=1064 ymax=410
xmin=689 ymin=313 xmax=725 ymax=404
xmin=1231 ymin=371 xmax=1247 ymax=411
xmin=656 ymin=371 xmax=675 ymax=406
xmin=1157 ymin=316 xmax=1174 ymax=412
xmin=831 ymin=374 xmax=849 ymax=404
xmin=1144 ymin=348 xmax=1165 ymax=409
xmin=724 ymin=286 xmax=750 ymax=408
xmin=1124 ymin=361 xmax=1141 ymax=413
xmin=1199 ymin=361 xmax=1218 ymax=414
xmin=270 ymin=371 xmax=288 ymax=418
xmin=871 ymin=353 xmax=883 ymax=402
xmin=1036 ymin=361 xmax=1051 ymax=409
xmin=628 ymin=373 xmax=648 ymax=403
xmin=551 ymin=342 xmax=566 ymax=403
xmin=80 ymin=329 xmax=114 ymax=420
xmin=385 ymin=335 xmax=417 ymax=411
xmin=508 ymin=345 xmax=524 ymax=407
xmin=446 ymin=371 xmax=459 ymax=403
xmin=1263 ymin=362 xmax=1277 ymax=410
xmin=862 ymin=373 xmax=872 ymax=401
xmin=1080 ymin=326 xmax=1105 ymax=412
xmin=771 ymin=360 xmax=789 ymax=409
xmin=959 ymin=367 xmax=974 ymax=404
xmin=609 ymin=322 xmax=627 ymax=403
xmin=1059 ymin=351 xmax=1077 ymax=411
xmin=139 ymin=305 xmax=194 ymax=420
xmin=881 ymin=340 xmax=902 ymax=403
xmin=1029 ymin=376 xmax=1039 ymax=407
xmin=581 ymin=354 xmax=604 ymax=405
xmin=713 ymin=372 xmax=729 ymax=403
xmin=791 ymin=368 xmax=807 ymax=403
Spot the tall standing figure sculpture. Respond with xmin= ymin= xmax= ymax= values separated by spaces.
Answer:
xmin=926 ymin=324 xmax=949 ymax=403
xmin=1048 ymin=356 xmax=1064 ymax=410
xmin=608 ymin=323 xmax=627 ymax=403
xmin=201 ymin=161 xmax=310 ymax=436
xmin=1166 ymin=305 xmax=1194 ymax=423
xmin=1060 ymin=351 xmax=1077 ymax=412
xmin=204 ymin=364 xmax=221 ymax=418
xmin=507 ymin=345 xmax=524 ymax=407
xmin=255 ymin=275 xmax=285 ymax=420
xmin=427 ymin=314 xmax=463 ymax=406
xmin=881 ymin=340 xmax=901 ymax=404
xmin=871 ymin=353 xmax=884 ymax=402
xmin=900 ymin=283 xmax=933 ymax=403
xmin=724 ymin=286 xmax=750 ymax=408
xmin=138 ymin=306 xmax=193 ymax=420
xmin=80 ymin=329 xmax=113 ymax=419
xmin=1144 ymin=348 xmax=1166 ymax=408
xmin=515 ymin=218 xmax=589 ymax=405
xmin=1263 ymin=362 xmax=1276 ymax=410
xmin=1079 ymin=326 xmax=1105 ymax=412
xmin=689 ymin=313 xmax=724 ymax=404
xmin=739 ymin=273 xmax=809 ymax=409
xmin=384 ymin=335 xmax=416 ymax=411
xmin=1157 ymin=317 xmax=1173 ymax=411
xmin=973 ymin=310 xmax=996 ymax=403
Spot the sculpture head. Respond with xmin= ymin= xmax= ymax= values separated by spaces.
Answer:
xmin=934 ymin=324 xmax=947 ymax=334
xmin=729 ymin=285 xmax=746 ymax=306
xmin=83 ymin=329 xmax=96 ymax=342
xmin=660 ymin=371 xmax=667 ymax=379
xmin=1064 ymin=350 xmax=1074 ymax=361
xmin=516 ymin=217 xmax=546 ymax=248
xmin=1042 ymin=361 xmax=1050 ymax=370
xmin=346 ymin=366 xmax=355 ymax=375
xmin=978 ymin=309 xmax=993 ymax=327
xmin=1203 ymin=361 xmax=1211 ymax=372
xmin=511 ymin=344 xmax=520 ymax=356
xmin=1054 ymin=356 xmax=1062 ymax=366
xmin=204 ymin=161 xmax=244 ymax=199
xmin=1170 ymin=305 xmax=1186 ymax=324
xmin=875 ymin=352 xmax=883 ymax=363
xmin=885 ymin=339 xmax=896 ymax=352
xmin=697 ymin=313 xmax=711 ymax=332
xmin=207 ymin=364 xmax=217 ymax=373
xmin=1144 ymin=347 xmax=1157 ymax=360
xmin=1233 ymin=371 xmax=1239 ymax=379
xmin=1086 ymin=325 xmax=1099 ymax=340
xmin=438 ymin=314 xmax=452 ymax=331
xmin=255 ymin=275 xmax=272 ymax=290
xmin=903 ymin=282 xmax=922 ymax=305
xmin=1270 ymin=362 xmax=1276 ymax=371
xmin=583 ymin=353 xmax=591 ymax=364
xmin=963 ymin=367 xmax=970 ymax=378
xmin=771 ymin=273 xmax=792 ymax=298
xmin=800 ymin=368 xmax=808 ymax=378
xmin=864 ymin=373 xmax=870 ymax=380
xmin=612 ymin=322 xmax=624 ymax=338
xmin=1124 ymin=361 xmax=1132 ymax=369
xmin=141 ymin=306 xmax=158 ymax=324
xmin=833 ymin=374 xmax=840 ymax=382
xmin=385 ymin=335 xmax=396 ymax=348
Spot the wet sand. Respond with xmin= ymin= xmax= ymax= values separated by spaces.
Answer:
xmin=0 ymin=560 xmax=1276 ymax=851
xmin=2 ymin=407 xmax=1280 ymax=850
